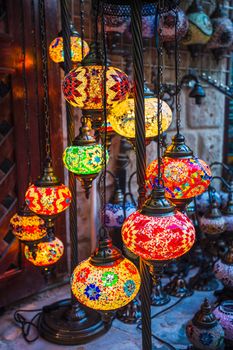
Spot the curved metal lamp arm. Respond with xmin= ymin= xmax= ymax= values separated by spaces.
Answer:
xmin=128 ymin=171 xmax=137 ymax=196
xmin=210 ymin=161 xmax=233 ymax=178
xmin=200 ymin=73 xmax=233 ymax=100
xmin=211 ymin=175 xmax=231 ymax=191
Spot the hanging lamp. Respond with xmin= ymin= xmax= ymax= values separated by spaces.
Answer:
xmin=63 ymin=118 xmax=108 ymax=198
xmin=200 ymin=201 xmax=226 ymax=236
xmin=108 ymin=82 xmax=172 ymax=147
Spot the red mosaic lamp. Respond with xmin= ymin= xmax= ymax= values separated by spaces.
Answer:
xmin=62 ymin=42 xmax=130 ymax=131
xmin=122 ymin=187 xmax=195 ymax=262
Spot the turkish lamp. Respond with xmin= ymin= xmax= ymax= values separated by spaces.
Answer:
xmin=214 ymin=241 xmax=233 ymax=290
xmin=25 ymin=159 xmax=72 ymax=225
xmin=63 ymin=121 xmax=108 ymax=198
xmin=71 ymin=236 xmax=141 ymax=312
xmin=108 ymin=83 xmax=172 ymax=148
xmin=62 ymin=42 xmax=130 ymax=131
xmin=146 ymin=134 xmax=212 ymax=212
xmin=200 ymin=202 xmax=226 ymax=237
xmin=10 ymin=204 xmax=46 ymax=243
xmin=49 ymin=25 xmax=89 ymax=67
xmin=122 ymin=187 xmax=195 ymax=263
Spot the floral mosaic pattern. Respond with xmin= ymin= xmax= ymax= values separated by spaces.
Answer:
xmin=105 ymin=202 xmax=136 ymax=228
xmin=63 ymin=65 xmax=130 ymax=109
xmin=146 ymin=157 xmax=212 ymax=199
xmin=71 ymin=257 xmax=140 ymax=311
xmin=108 ymin=97 xmax=172 ymax=140
xmin=63 ymin=145 xmax=108 ymax=175
xmin=214 ymin=302 xmax=233 ymax=342
xmin=24 ymin=237 xmax=64 ymax=267
xmin=10 ymin=213 xmax=46 ymax=241
xmin=25 ymin=184 xmax=71 ymax=216
xmin=122 ymin=210 xmax=195 ymax=261
xmin=49 ymin=36 xmax=89 ymax=63
xmin=200 ymin=215 xmax=226 ymax=235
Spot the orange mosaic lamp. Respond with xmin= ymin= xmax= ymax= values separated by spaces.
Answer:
xmin=146 ymin=134 xmax=212 ymax=210
xmin=10 ymin=206 xmax=46 ymax=243
xmin=25 ymin=160 xmax=72 ymax=220
xmin=71 ymin=237 xmax=141 ymax=311
xmin=122 ymin=187 xmax=195 ymax=262
xmin=49 ymin=36 xmax=89 ymax=64
xmin=24 ymin=236 xmax=64 ymax=267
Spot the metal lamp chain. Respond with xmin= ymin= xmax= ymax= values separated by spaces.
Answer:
xmin=80 ymin=0 xmax=84 ymax=59
xmin=39 ymin=0 xmax=51 ymax=161
xmin=175 ymin=5 xmax=181 ymax=134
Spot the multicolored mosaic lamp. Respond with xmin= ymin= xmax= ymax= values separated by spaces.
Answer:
xmin=10 ymin=205 xmax=46 ymax=243
xmin=71 ymin=236 xmax=141 ymax=311
xmin=146 ymin=134 xmax=212 ymax=211
xmin=122 ymin=187 xmax=195 ymax=262
xmin=108 ymin=84 xmax=172 ymax=147
xmin=200 ymin=202 xmax=226 ymax=236
xmin=25 ymin=159 xmax=72 ymax=221
xmin=62 ymin=43 xmax=130 ymax=130
xmin=63 ymin=119 xmax=108 ymax=198
xmin=24 ymin=236 xmax=64 ymax=267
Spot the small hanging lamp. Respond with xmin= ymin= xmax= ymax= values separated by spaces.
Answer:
xmin=49 ymin=23 xmax=89 ymax=66
xmin=200 ymin=202 xmax=226 ymax=236
xmin=63 ymin=118 xmax=108 ymax=198
xmin=108 ymin=82 xmax=172 ymax=147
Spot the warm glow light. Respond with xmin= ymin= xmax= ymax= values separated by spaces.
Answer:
xmin=49 ymin=36 xmax=89 ymax=63
xmin=146 ymin=157 xmax=212 ymax=199
xmin=24 ymin=237 xmax=64 ymax=266
xmin=63 ymin=144 xmax=109 ymax=175
xmin=25 ymin=184 xmax=72 ymax=216
xmin=122 ymin=210 xmax=195 ymax=261
xmin=71 ymin=257 xmax=141 ymax=311
xmin=10 ymin=213 xmax=46 ymax=242
xmin=108 ymin=97 xmax=172 ymax=139
xmin=63 ymin=66 xmax=130 ymax=109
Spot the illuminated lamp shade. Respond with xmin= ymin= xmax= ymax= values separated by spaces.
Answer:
xmin=63 ymin=120 xmax=109 ymax=198
xmin=25 ymin=160 xmax=72 ymax=219
xmin=146 ymin=134 xmax=212 ymax=210
xmin=49 ymin=36 xmax=89 ymax=64
xmin=24 ymin=237 xmax=64 ymax=267
xmin=71 ymin=238 xmax=141 ymax=311
xmin=122 ymin=188 xmax=195 ymax=261
xmin=10 ymin=208 xmax=46 ymax=242
xmin=108 ymin=84 xmax=172 ymax=146
xmin=199 ymin=202 xmax=226 ymax=236
xmin=62 ymin=43 xmax=130 ymax=112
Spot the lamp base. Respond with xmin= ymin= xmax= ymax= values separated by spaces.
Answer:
xmin=165 ymin=275 xmax=193 ymax=298
xmin=38 ymin=299 xmax=110 ymax=345
xmin=151 ymin=279 xmax=170 ymax=306
xmin=189 ymin=269 xmax=218 ymax=292
xmin=116 ymin=296 xmax=141 ymax=324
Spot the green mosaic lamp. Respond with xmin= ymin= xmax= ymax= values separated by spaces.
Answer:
xmin=63 ymin=118 xmax=108 ymax=198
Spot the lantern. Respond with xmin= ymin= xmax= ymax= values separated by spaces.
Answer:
xmin=146 ymin=134 xmax=212 ymax=210
xmin=122 ymin=188 xmax=195 ymax=261
xmin=24 ymin=236 xmax=64 ymax=267
xmin=10 ymin=207 xmax=46 ymax=242
xmin=199 ymin=202 xmax=226 ymax=236
xmin=71 ymin=238 xmax=141 ymax=311
xmin=214 ymin=301 xmax=233 ymax=346
xmin=63 ymin=119 xmax=109 ymax=198
xmin=49 ymin=36 xmax=89 ymax=64
xmin=108 ymin=84 xmax=172 ymax=146
xmin=158 ymin=7 xmax=189 ymax=43
xmin=214 ymin=242 xmax=233 ymax=290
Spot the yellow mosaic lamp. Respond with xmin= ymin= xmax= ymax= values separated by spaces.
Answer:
xmin=71 ymin=237 xmax=141 ymax=311
xmin=10 ymin=205 xmax=46 ymax=243
xmin=49 ymin=36 xmax=89 ymax=64
xmin=108 ymin=84 xmax=172 ymax=147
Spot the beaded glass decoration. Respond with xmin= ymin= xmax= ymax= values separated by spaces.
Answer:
xmin=49 ymin=37 xmax=89 ymax=63
xmin=71 ymin=257 xmax=141 ymax=311
xmin=10 ymin=213 xmax=46 ymax=242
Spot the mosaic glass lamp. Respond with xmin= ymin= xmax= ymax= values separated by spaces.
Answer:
xmin=62 ymin=43 xmax=130 ymax=130
xmin=25 ymin=159 xmax=72 ymax=220
xmin=214 ymin=242 xmax=233 ymax=290
xmin=24 ymin=236 xmax=64 ymax=267
xmin=71 ymin=237 xmax=141 ymax=311
xmin=10 ymin=205 xmax=46 ymax=243
xmin=49 ymin=36 xmax=89 ymax=64
xmin=214 ymin=300 xmax=233 ymax=346
xmin=200 ymin=202 xmax=226 ymax=236
xmin=122 ymin=187 xmax=195 ymax=262
xmin=63 ymin=120 xmax=108 ymax=198
xmin=108 ymin=84 xmax=172 ymax=147
xmin=158 ymin=7 xmax=189 ymax=43
xmin=146 ymin=134 xmax=212 ymax=211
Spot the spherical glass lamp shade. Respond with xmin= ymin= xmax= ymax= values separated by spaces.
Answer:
xmin=146 ymin=157 xmax=212 ymax=200
xmin=24 ymin=237 xmax=64 ymax=267
xmin=105 ymin=202 xmax=136 ymax=228
xmin=122 ymin=209 xmax=195 ymax=261
xmin=63 ymin=66 xmax=130 ymax=110
xmin=10 ymin=212 xmax=46 ymax=242
xmin=63 ymin=144 xmax=108 ymax=176
xmin=71 ymin=256 xmax=140 ymax=311
xmin=108 ymin=97 xmax=172 ymax=140
xmin=49 ymin=37 xmax=89 ymax=64
xmin=214 ymin=260 xmax=233 ymax=290
xmin=25 ymin=184 xmax=72 ymax=217
xmin=199 ymin=204 xmax=226 ymax=236
xmin=158 ymin=8 xmax=189 ymax=43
